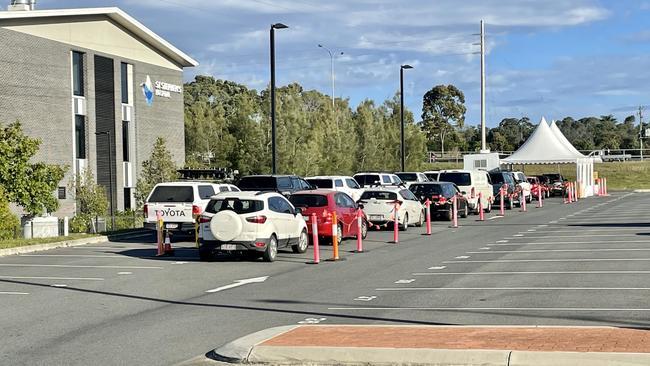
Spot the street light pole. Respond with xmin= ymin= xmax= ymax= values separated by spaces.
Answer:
xmin=95 ymin=131 xmax=115 ymax=231
xmin=318 ymin=44 xmax=343 ymax=108
xmin=400 ymin=64 xmax=413 ymax=172
xmin=270 ymin=23 xmax=288 ymax=175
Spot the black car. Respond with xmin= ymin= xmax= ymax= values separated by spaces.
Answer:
xmin=488 ymin=171 xmax=518 ymax=209
xmin=409 ymin=182 xmax=469 ymax=220
xmin=543 ymin=173 xmax=567 ymax=196
xmin=237 ymin=175 xmax=313 ymax=196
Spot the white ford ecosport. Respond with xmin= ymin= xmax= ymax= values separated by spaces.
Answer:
xmin=198 ymin=191 xmax=308 ymax=262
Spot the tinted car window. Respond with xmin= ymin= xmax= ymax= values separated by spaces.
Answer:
xmin=199 ymin=185 xmax=216 ymax=198
xmin=438 ymin=172 xmax=471 ymax=186
xmin=355 ymin=174 xmax=380 ymax=187
xmin=335 ymin=193 xmax=355 ymax=208
xmin=400 ymin=189 xmax=417 ymax=201
xmin=289 ymin=194 xmax=328 ymax=207
xmin=397 ymin=173 xmax=418 ymax=182
xmin=238 ymin=176 xmax=277 ymax=190
xmin=335 ymin=180 xmax=344 ymax=187
xmin=410 ymin=184 xmax=444 ymax=197
xmin=218 ymin=186 xmax=229 ymax=192
xmin=382 ymin=175 xmax=391 ymax=184
xmin=307 ymin=179 xmax=332 ymax=189
xmin=340 ymin=193 xmax=356 ymax=207
xmin=268 ymin=196 xmax=293 ymax=214
xmin=148 ymin=186 xmax=193 ymax=203
xmin=205 ymin=199 xmax=263 ymax=214
xmin=346 ymin=179 xmax=360 ymax=189
xmin=360 ymin=191 xmax=398 ymax=201
xmin=489 ymin=173 xmax=505 ymax=184
xmin=278 ymin=177 xmax=292 ymax=190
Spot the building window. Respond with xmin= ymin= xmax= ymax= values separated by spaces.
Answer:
xmin=72 ymin=51 xmax=84 ymax=96
xmin=58 ymin=187 xmax=66 ymax=199
xmin=75 ymin=115 xmax=86 ymax=159
xmin=120 ymin=62 xmax=129 ymax=104
xmin=124 ymin=188 xmax=131 ymax=210
xmin=122 ymin=121 xmax=129 ymax=162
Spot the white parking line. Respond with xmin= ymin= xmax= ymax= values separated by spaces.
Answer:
xmin=488 ymin=240 xmax=650 ymax=246
xmin=467 ymin=248 xmax=650 ymax=254
xmin=444 ymin=258 xmax=650 ymax=263
xmin=0 ymin=264 xmax=162 ymax=269
xmin=454 ymin=256 xmax=470 ymax=259
xmin=428 ymin=266 xmax=446 ymax=270
xmin=518 ymin=228 xmax=646 ymax=234
xmin=375 ymin=287 xmax=650 ymax=291
xmin=487 ymin=216 xmax=502 ymax=220
xmin=0 ymin=291 xmax=29 ymax=295
xmin=508 ymin=234 xmax=639 ymax=239
xmin=412 ymin=271 xmax=650 ymax=275
xmin=19 ymin=254 xmax=125 ymax=258
xmin=0 ymin=276 xmax=104 ymax=281
xmin=327 ymin=307 xmax=650 ymax=311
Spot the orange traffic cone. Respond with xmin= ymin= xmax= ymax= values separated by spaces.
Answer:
xmin=163 ymin=231 xmax=174 ymax=255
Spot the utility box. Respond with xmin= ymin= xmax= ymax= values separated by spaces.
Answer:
xmin=463 ymin=153 xmax=501 ymax=171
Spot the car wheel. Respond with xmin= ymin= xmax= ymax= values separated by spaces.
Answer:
xmin=292 ymin=230 xmax=309 ymax=254
xmin=460 ymin=204 xmax=468 ymax=218
xmin=399 ymin=213 xmax=408 ymax=231
xmin=263 ymin=235 xmax=277 ymax=262
xmin=415 ymin=211 xmax=424 ymax=227
xmin=445 ymin=208 xmax=453 ymax=221
xmin=361 ymin=220 xmax=368 ymax=239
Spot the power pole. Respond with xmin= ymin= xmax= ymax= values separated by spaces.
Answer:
xmin=480 ymin=20 xmax=488 ymax=153
xmin=639 ymin=106 xmax=645 ymax=161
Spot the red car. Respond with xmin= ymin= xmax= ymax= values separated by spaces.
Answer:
xmin=527 ymin=176 xmax=549 ymax=198
xmin=289 ymin=190 xmax=368 ymax=244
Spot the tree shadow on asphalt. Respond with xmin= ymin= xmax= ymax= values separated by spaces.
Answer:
xmin=569 ymin=223 xmax=650 ymax=228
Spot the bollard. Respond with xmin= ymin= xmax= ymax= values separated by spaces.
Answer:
xmin=194 ymin=217 xmax=199 ymax=249
xmin=393 ymin=201 xmax=399 ymax=244
xmin=425 ymin=198 xmax=432 ymax=235
xmin=520 ymin=190 xmax=527 ymax=212
xmin=598 ymin=178 xmax=603 ymax=196
xmin=537 ymin=184 xmax=543 ymax=208
xmin=604 ymin=177 xmax=609 ymax=196
xmin=311 ymin=213 xmax=320 ymax=264
xmin=451 ymin=195 xmax=458 ymax=228
xmin=356 ymin=209 xmax=364 ymax=253
xmin=499 ymin=186 xmax=505 ymax=216
xmin=331 ymin=211 xmax=339 ymax=260
xmin=478 ymin=192 xmax=484 ymax=221
xmin=573 ymin=181 xmax=578 ymax=201
xmin=156 ymin=210 xmax=164 ymax=256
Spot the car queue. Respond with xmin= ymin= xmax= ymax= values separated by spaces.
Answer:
xmin=143 ymin=169 xmax=570 ymax=262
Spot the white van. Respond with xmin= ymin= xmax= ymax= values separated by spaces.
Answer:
xmin=436 ymin=169 xmax=493 ymax=213
xmin=305 ymin=175 xmax=365 ymax=201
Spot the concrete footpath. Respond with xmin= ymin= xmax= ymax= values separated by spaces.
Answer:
xmin=191 ymin=325 xmax=650 ymax=366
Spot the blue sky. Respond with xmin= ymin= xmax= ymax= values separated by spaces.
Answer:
xmin=38 ymin=0 xmax=650 ymax=127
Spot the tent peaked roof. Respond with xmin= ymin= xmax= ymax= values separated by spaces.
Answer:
xmin=502 ymin=117 xmax=585 ymax=164
xmin=550 ymin=120 xmax=585 ymax=157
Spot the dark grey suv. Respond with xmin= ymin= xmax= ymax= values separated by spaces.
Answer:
xmin=237 ymin=175 xmax=313 ymax=196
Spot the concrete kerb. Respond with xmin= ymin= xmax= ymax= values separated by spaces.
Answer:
xmin=0 ymin=235 xmax=109 ymax=257
xmin=209 ymin=325 xmax=298 ymax=363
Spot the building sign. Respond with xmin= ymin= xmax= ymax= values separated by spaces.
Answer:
xmin=141 ymin=75 xmax=182 ymax=106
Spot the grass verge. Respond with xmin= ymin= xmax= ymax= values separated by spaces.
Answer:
xmin=0 ymin=233 xmax=100 ymax=250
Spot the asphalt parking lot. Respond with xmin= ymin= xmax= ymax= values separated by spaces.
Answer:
xmin=1 ymin=192 xmax=648 ymax=366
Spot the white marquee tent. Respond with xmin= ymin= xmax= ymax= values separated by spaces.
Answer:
xmin=502 ymin=117 xmax=597 ymax=197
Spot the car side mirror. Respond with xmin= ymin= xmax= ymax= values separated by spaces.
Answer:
xmin=461 ymin=191 xmax=467 ymax=195
xmin=294 ymin=207 xmax=302 ymax=216
xmin=357 ymin=203 xmax=364 ymax=209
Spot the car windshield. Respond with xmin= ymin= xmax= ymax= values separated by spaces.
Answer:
xmin=205 ymin=198 xmax=263 ymax=214
xmin=438 ymin=172 xmax=471 ymax=186
xmin=410 ymin=184 xmax=444 ymax=197
xmin=306 ymin=179 xmax=333 ymax=189
xmin=355 ymin=174 xmax=380 ymax=187
xmin=289 ymin=194 xmax=328 ymax=207
xmin=544 ymin=174 xmax=562 ymax=182
xmin=527 ymin=178 xmax=537 ymax=184
xmin=237 ymin=176 xmax=276 ymax=190
xmin=424 ymin=173 xmax=438 ymax=181
xmin=148 ymin=186 xmax=193 ymax=203
xmin=360 ymin=191 xmax=397 ymax=201
xmin=489 ymin=173 xmax=505 ymax=184
xmin=396 ymin=173 xmax=418 ymax=182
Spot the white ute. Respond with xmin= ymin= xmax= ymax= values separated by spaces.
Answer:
xmin=198 ymin=191 xmax=308 ymax=262
xmin=143 ymin=182 xmax=239 ymax=235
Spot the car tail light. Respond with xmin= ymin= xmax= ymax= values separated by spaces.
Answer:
xmin=254 ymin=242 xmax=266 ymax=248
xmin=198 ymin=216 xmax=211 ymax=224
xmin=322 ymin=210 xmax=332 ymax=223
xmin=246 ymin=215 xmax=267 ymax=224
xmin=143 ymin=204 xmax=148 ymax=218
xmin=438 ymin=197 xmax=447 ymax=204
xmin=192 ymin=205 xmax=202 ymax=216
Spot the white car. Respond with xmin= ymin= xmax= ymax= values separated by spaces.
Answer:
xmin=358 ymin=188 xmax=424 ymax=231
xmin=143 ymin=182 xmax=240 ymax=234
xmin=437 ymin=169 xmax=493 ymax=213
xmin=423 ymin=171 xmax=439 ymax=181
xmin=354 ymin=172 xmax=404 ymax=188
xmin=512 ymin=171 xmax=532 ymax=203
xmin=305 ymin=175 xmax=365 ymax=201
xmin=395 ymin=172 xmax=429 ymax=187
xmin=198 ymin=192 xmax=308 ymax=262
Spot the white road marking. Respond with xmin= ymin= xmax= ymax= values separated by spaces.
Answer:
xmin=117 ymin=272 xmax=132 ymax=275
xmin=467 ymin=248 xmax=650 ymax=254
xmin=0 ymin=264 xmax=162 ymax=269
xmin=375 ymin=287 xmax=650 ymax=291
xmin=454 ymin=256 xmax=470 ymax=259
xmin=479 ymin=247 xmax=491 ymax=250
xmin=0 ymin=276 xmax=103 ymax=281
xmin=537 ymin=225 xmax=548 ymax=227
xmin=394 ymin=279 xmax=415 ymax=284
xmin=513 ymin=234 xmax=524 ymax=237
xmin=172 ymin=261 xmax=189 ymax=264
xmin=487 ymin=216 xmax=502 ymax=220
xmin=0 ymin=291 xmax=29 ymax=295
xmin=496 ymin=240 xmax=509 ymax=243
xmin=50 ymin=284 xmax=67 ymax=288
xmin=508 ymin=234 xmax=639 ymax=239
xmin=549 ymin=221 xmax=558 ymax=224
xmin=489 ymin=240 xmax=650 ymax=246
xmin=354 ymin=296 xmax=377 ymax=301
xmin=519 ymin=228 xmax=645 ymax=233
xmin=428 ymin=266 xmax=446 ymax=270
xmin=18 ymin=254 xmax=125 ymax=258
xmin=327 ymin=307 xmax=650 ymax=312
xmin=527 ymin=229 xmax=536 ymax=232
xmin=298 ymin=317 xmax=326 ymax=324
xmin=444 ymin=258 xmax=650 ymax=263
xmin=413 ymin=271 xmax=650 ymax=275
xmin=205 ymin=276 xmax=269 ymax=293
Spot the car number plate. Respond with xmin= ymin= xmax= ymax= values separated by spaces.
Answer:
xmin=165 ymin=223 xmax=178 ymax=229
xmin=220 ymin=244 xmax=237 ymax=251
xmin=370 ymin=215 xmax=383 ymax=221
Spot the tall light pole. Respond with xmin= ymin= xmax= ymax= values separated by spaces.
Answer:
xmin=400 ymin=64 xmax=413 ymax=172
xmin=95 ymin=131 xmax=115 ymax=231
xmin=270 ymin=22 xmax=288 ymax=174
xmin=480 ymin=19 xmax=488 ymax=152
xmin=318 ymin=44 xmax=343 ymax=108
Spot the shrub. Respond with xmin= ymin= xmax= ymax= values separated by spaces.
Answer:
xmin=0 ymin=193 xmax=19 ymax=240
